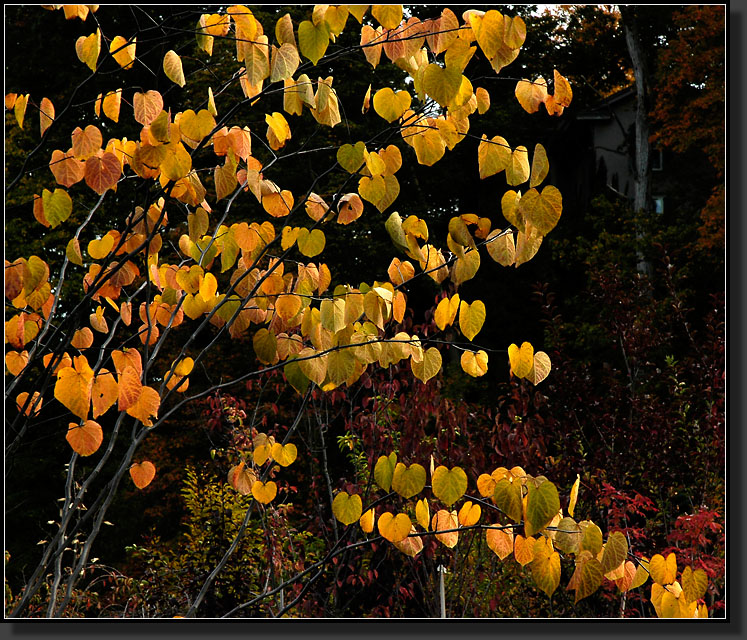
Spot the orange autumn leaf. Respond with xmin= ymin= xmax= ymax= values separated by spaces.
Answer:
xmin=16 ymin=391 xmax=43 ymax=417
xmin=54 ymin=355 xmax=94 ymax=420
xmin=117 ymin=364 xmax=143 ymax=412
xmin=91 ymin=368 xmax=118 ymax=418
xmin=111 ymin=349 xmax=142 ymax=378
xmin=6 ymin=350 xmax=29 ymax=376
xmin=66 ymin=420 xmax=103 ymax=456
xmin=130 ymin=461 xmax=156 ymax=489
xmin=71 ymin=327 xmax=94 ymax=349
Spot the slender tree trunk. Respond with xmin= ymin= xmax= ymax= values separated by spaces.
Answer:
xmin=620 ymin=7 xmax=652 ymax=273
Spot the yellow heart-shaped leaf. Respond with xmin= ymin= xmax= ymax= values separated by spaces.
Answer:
xmin=431 ymin=465 xmax=468 ymax=506
xmin=270 ymin=442 xmax=297 ymax=467
xmin=508 ymin=341 xmax=534 ymax=379
xmin=410 ymin=346 xmax=442 ymax=383
xmin=252 ymin=480 xmax=278 ymax=504
xmin=391 ymin=462 xmax=426 ymax=499
xmin=332 ymin=491 xmax=363 ymax=525
xmin=377 ymin=511 xmax=411 ymax=543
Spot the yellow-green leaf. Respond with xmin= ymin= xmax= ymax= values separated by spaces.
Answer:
xmin=493 ymin=478 xmax=523 ymax=523
xmin=531 ymin=536 xmax=561 ymax=597
xmin=431 ymin=465 xmax=468 ymax=506
xmin=681 ymin=566 xmax=708 ymax=603
xmin=337 ymin=141 xmax=367 ymax=173
xmin=601 ymin=531 xmax=628 ymax=574
xmin=525 ymin=479 xmax=560 ymax=537
xmin=41 ymin=188 xmax=72 ymax=228
xmin=298 ymin=20 xmax=329 ymax=65
xmin=332 ymin=491 xmax=363 ymax=525
xmin=391 ymin=462 xmax=426 ymax=499
xmin=297 ymin=228 xmax=326 ymax=257
xmin=410 ymin=346 xmax=441 ymax=383
xmin=374 ymin=452 xmax=397 ymax=491
xmin=573 ymin=557 xmax=604 ymax=603
xmin=372 ymin=4 xmax=402 ymax=30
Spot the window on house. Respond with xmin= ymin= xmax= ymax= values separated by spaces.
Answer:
xmin=653 ymin=196 xmax=665 ymax=214
xmin=651 ymin=148 xmax=663 ymax=171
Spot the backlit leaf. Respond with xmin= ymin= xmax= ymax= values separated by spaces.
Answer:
xmin=461 ymin=349 xmax=488 ymax=377
xmin=374 ymin=452 xmax=397 ymax=491
xmin=91 ymin=369 xmax=118 ymax=418
xmin=332 ymin=491 xmax=363 ymax=525
xmin=252 ymin=480 xmax=278 ymax=504
xmin=41 ymin=188 xmax=72 ymax=228
xmin=493 ymin=478 xmax=523 ymax=523
xmin=298 ymin=20 xmax=329 ymax=65
xmin=458 ymin=501 xmax=481 ymax=526
xmin=515 ymin=77 xmax=547 ymax=114
xmin=391 ymin=462 xmax=426 ymax=499
xmin=531 ymin=536 xmax=561 ymax=597
xmin=517 ymin=185 xmax=562 ymax=236
xmin=163 ymin=50 xmax=186 ymax=87
xmin=508 ymin=341 xmax=534 ymax=379
xmin=133 ymin=90 xmax=163 ymax=126
xmin=270 ymin=442 xmax=297 ymax=467
xmin=649 ymin=552 xmax=678 ymax=586
xmin=66 ymin=420 xmax=103 ymax=456
xmin=601 ymin=531 xmax=629 ymax=574
xmin=478 ymin=134 xmax=510 ymax=179
xmin=84 ymin=151 xmax=121 ymax=194
xmin=458 ymin=299 xmax=485 ymax=342
xmin=528 ymin=351 xmax=552 ymax=385
xmin=378 ymin=511 xmax=411 ymax=543
xmin=373 ymin=87 xmax=411 ymax=123
xmin=54 ymin=355 xmax=94 ymax=420
xmin=359 ymin=508 xmax=375 ymax=533
xmin=110 ymin=35 xmax=136 ymax=69
xmin=525 ymin=479 xmax=560 ymax=537
xmin=486 ymin=229 xmax=515 ymax=266
xmin=529 ymin=143 xmax=549 ymax=188
xmin=486 ymin=527 xmax=514 ymax=560
xmin=514 ymin=534 xmax=535 ymax=565
xmin=506 ymin=145 xmax=530 ymax=186
xmin=39 ymin=97 xmax=55 ymax=137
xmin=393 ymin=526 xmax=424 ymax=557
xmin=431 ymin=465 xmax=468 ymax=506
xmin=75 ymin=29 xmax=100 ymax=71
xmin=130 ymin=461 xmax=156 ymax=489
xmin=568 ymin=474 xmax=580 ymax=518
xmin=410 ymin=346 xmax=441 ymax=383
xmin=432 ymin=509 xmax=459 ymax=548
xmin=228 ymin=461 xmax=257 ymax=495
